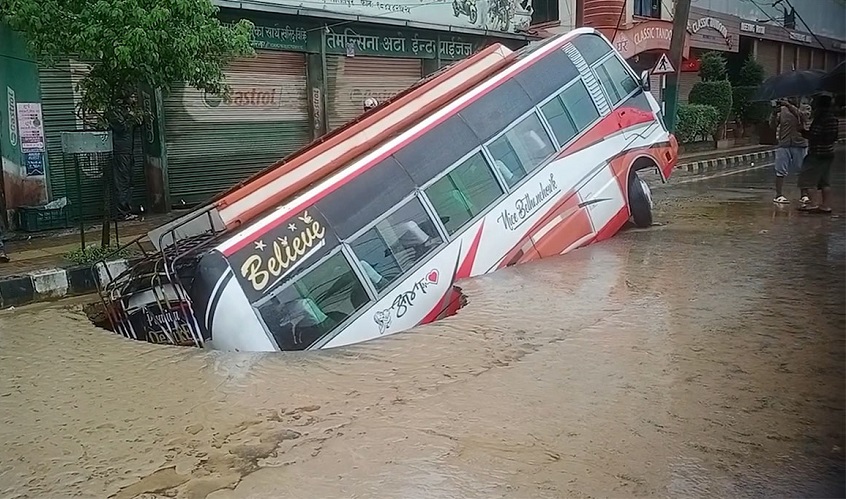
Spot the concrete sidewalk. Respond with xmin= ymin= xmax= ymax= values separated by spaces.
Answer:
xmin=0 ymin=143 xmax=776 ymax=308
xmin=675 ymin=144 xmax=775 ymax=175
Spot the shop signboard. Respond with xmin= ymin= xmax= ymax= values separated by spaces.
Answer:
xmin=686 ymin=9 xmax=739 ymax=52
xmin=605 ymin=20 xmax=690 ymax=61
xmin=239 ymin=0 xmax=532 ymax=35
xmin=320 ymin=26 xmax=478 ymax=60
xmin=740 ymin=22 xmax=765 ymax=35
xmin=222 ymin=19 xmax=311 ymax=51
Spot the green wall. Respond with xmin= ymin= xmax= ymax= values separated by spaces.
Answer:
xmin=0 ymin=22 xmax=47 ymax=218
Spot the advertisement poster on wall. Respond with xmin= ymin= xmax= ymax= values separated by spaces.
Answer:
xmin=15 ymin=102 xmax=46 ymax=176
xmin=256 ymin=0 xmax=533 ymax=34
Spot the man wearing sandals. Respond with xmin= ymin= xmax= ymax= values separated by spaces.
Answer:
xmin=770 ymin=97 xmax=808 ymax=205
xmin=798 ymin=95 xmax=839 ymax=215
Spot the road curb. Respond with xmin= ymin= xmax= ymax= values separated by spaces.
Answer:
xmin=0 ymin=259 xmax=134 ymax=309
xmin=676 ymin=149 xmax=775 ymax=175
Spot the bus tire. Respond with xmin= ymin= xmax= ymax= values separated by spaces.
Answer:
xmin=628 ymin=171 xmax=653 ymax=228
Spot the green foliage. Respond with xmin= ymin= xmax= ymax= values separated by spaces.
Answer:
xmin=699 ymin=51 xmax=728 ymax=82
xmin=733 ymin=85 xmax=771 ymax=124
xmin=0 ymin=0 xmax=255 ymax=128
xmin=736 ymin=57 xmax=765 ymax=86
xmin=65 ymin=245 xmax=132 ymax=265
xmin=730 ymin=57 xmax=767 ymax=126
xmin=675 ymin=104 xmax=720 ymax=144
xmin=689 ymin=80 xmax=733 ymax=122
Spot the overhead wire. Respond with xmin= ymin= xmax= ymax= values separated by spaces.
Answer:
xmin=780 ymin=0 xmax=828 ymax=51
xmin=748 ymin=0 xmax=825 ymax=50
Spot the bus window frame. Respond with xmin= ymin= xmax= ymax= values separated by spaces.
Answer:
xmin=535 ymin=77 xmax=602 ymax=150
xmin=343 ymin=191 xmax=448 ymax=300
xmin=481 ymin=106 xmax=560 ymax=193
xmin=420 ymin=146 xmax=509 ymax=241
xmin=590 ymin=51 xmax=642 ymax=110
xmin=250 ymin=244 xmax=374 ymax=351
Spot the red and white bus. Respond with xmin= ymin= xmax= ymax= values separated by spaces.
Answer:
xmin=101 ymin=27 xmax=678 ymax=351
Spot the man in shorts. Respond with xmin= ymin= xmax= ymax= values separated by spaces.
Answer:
xmin=798 ymin=95 xmax=839 ymax=214
xmin=769 ymin=97 xmax=808 ymax=204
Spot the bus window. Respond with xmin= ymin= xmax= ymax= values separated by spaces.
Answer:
xmin=350 ymin=197 xmax=444 ymax=293
xmin=594 ymin=55 xmax=639 ymax=107
xmin=540 ymin=80 xmax=600 ymax=146
xmin=571 ymin=33 xmax=611 ymax=65
xmin=425 ymin=151 xmax=503 ymax=236
xmin=487 ymin=112 xmax=556 ymax=188
xmin=255 ymin=251 xmax=369 ymax=351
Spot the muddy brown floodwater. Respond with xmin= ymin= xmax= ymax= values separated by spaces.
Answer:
xmin=0 ymin=166 xmax=844 ymax=499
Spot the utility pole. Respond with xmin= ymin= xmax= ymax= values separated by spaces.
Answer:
xmin=663 ymin=0 xmax=692 ymax=133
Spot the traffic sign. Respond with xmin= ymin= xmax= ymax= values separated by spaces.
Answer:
xmin=652 ymin=53 xmax=675 ymax=75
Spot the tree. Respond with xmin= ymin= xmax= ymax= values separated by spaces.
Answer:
xmin=0 ymin=0 xmax=254 ymax=246
xmin=689 ymin=51 xmax=732 ymax=143
xmin=698 ymin=51 xmax=728 ymax=82
xmin=731 ymin=57 xmax=770 ymax=135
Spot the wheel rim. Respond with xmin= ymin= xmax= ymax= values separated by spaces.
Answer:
xmin=637 ymin=176 xmax=653 ymax=210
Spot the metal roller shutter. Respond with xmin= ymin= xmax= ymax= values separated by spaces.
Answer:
xmin=163 ymin=50 xmax=309 ymax=207
xmin=649 ymin=74 xmax=662 ymax=105
xmin=39 ymin=61 xmax=147 ymax=220
xmin=758 ymin=40 xmax=780 ymax=78
xmin=326 ymin=56 xmax=422 ymax=131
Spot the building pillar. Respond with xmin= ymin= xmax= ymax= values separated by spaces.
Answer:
xmin=306 ymin=53 xmax=327 ymax=140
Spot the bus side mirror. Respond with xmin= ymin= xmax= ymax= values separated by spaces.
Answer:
xmin=640 ymin=70 xmax=651 ymax=92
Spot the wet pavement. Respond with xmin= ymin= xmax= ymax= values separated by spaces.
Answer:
xmin=0 ymin=161 xmax=843 ymax=499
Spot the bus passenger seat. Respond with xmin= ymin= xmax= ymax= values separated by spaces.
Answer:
xmin=495 ymin=160 xmax=514 ymax=182
xmin=359 ymin=259 xmax=384 ymax=287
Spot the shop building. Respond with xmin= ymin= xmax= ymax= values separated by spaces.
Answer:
xmin=675 ymin=7 xmax=740 ymax=104
xmin=27 ymin=1 xmax=535 ymax=213
xmin=0 ymin=22 xmax=48 ymax=223
xmin=146 ymin=7 xmax=534 ymax=207
xmin=542 ymin=0 xmax=845 ymax=107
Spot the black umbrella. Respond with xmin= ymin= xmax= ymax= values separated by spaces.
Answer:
xmin=751 ymin=69 xmax=827 ymax=101
xmin=819 ymin=61 xmax=845 ymax=94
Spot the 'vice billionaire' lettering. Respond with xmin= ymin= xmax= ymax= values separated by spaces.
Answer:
xmin=497 ymin=173 xmax=559 ymax=230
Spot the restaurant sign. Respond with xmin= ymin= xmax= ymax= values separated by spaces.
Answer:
xmin=687 ymin=15 xmax=736 ymax=51
xmin=604 ymin=20 xmax=690 ymax=60
xmin=789 ymin=32 xmax=813 ymax=44
xmin=740 ymin=22 xmax=766 ymax=35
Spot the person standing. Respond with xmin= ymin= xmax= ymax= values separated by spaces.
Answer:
xmin=797 ymin=95 xmax=840 ymax=214
xmin=0 ymin=229 xmax=8 ymax=263
xmin=769 ymin=97 xmax=809 ymax=204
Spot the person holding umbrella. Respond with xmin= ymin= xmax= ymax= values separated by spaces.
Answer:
xmin=769 ymin=97 xmax=808 ymax=205
xmin=797 ymin=94 xmax=839 ymax=214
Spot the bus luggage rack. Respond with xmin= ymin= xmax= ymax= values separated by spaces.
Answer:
xmin=93 ymin=212 xmax=228 ymax=348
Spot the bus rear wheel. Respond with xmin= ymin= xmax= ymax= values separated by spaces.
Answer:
xmin=628 ymin=171 xmax=653 ymax=228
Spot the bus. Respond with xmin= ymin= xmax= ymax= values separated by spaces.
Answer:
xmin=100 ymin=27 xmax=678 ymax=352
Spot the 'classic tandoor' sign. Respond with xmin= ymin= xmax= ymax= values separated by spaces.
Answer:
xmin=228 ymin=208 xmax=339 ymax=303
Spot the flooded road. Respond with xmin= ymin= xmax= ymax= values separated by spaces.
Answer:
xmin=1 ymin=164 xmax=844 ymax=498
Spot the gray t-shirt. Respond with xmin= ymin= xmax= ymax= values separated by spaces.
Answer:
xmin=771 ymin=105 xmax=808 ymax=148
